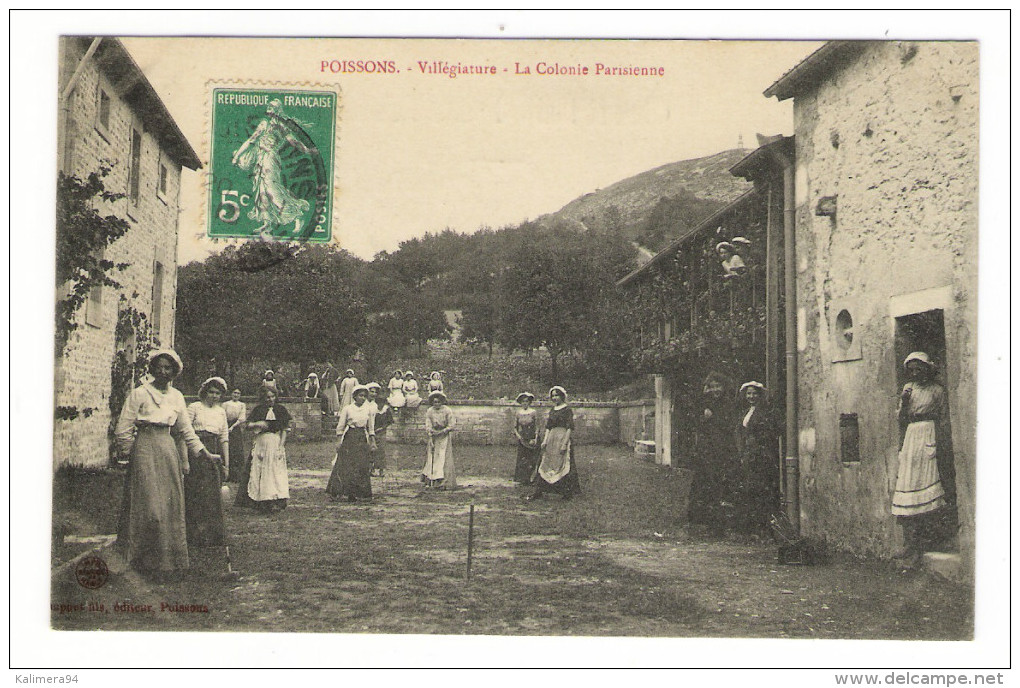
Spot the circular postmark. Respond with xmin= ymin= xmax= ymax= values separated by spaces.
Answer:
xmin=74 ymin=554 xmax=110 ymax=590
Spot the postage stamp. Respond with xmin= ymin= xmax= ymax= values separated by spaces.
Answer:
xmin=207 ymin=85 xmax=339 ymax=242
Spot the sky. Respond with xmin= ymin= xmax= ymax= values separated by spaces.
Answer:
xmin=118 ymin=36 xmax=820 ymax=263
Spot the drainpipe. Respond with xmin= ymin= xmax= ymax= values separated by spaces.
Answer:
xmin=58 ymin=37 xmax=103 ymax=172
xmin=772 ymin=147 xmax=800 ymax=537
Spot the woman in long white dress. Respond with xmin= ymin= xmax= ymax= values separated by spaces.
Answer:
xmin=422 ymin=391 xmax=456 ymax=489
xmin=402 ymin=371 xmax=422 ymax=409
xmin=338 ymin=369 xmax=359 ymax=410
xmin=387 ymin=370 xmax=406 ymax=410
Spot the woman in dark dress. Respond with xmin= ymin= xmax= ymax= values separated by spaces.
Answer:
xmin=527 ymin=386 xmax=581 ymax=500
xmin=367 ymin=382 xmax=393 ymax=477
xmin=184 ymin=376 xmax=229 ymax=546
xmin=513 ymin=392 xmax=540 ymax=485
xmin=736 ymin=381 xmax=780 ymax=536
xmin=224 ymin=389 xmax=248 ymax=483
xmin=327 ymin=385 xmax=377 ymax=502
xmin=688 ymin=373 xmax=738 ymax=533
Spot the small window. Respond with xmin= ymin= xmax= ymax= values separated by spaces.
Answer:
xmin=839 ymin=413 xmax=860 ymax=464
xmin=151 ymin=260 xmax=164 ymax=338
xmin=128 ymin=128 xmax=142 ymax=210
xmin=157 ymin=161 xmax=169 ymax=201
xmin=96 ymin=88 xmax=112 ymax=139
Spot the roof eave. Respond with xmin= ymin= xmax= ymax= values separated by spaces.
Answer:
xmin=763 ymin=41 xmax=869 ymax=101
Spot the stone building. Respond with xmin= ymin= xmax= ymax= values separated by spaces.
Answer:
xmin=617 ymin=137 xmax=791 ymax=473
xmin=55 ymin=37 xmax=201 ymax=468
xmin=765 ymin=41 xmax=978 ymax=576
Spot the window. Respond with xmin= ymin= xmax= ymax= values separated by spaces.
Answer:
xmin=128 ymin=127 xmax=142 ymax=211
xmin=96 ymin=87 xmax=112 ymax=139
xmin=151 ymin=261 xmax=164 ymax=339
xmin=157 ymin=161 xmax=169 ymax=202
xmin=85 ymin=249 xmax=105 ymax=327
xmin=839 ymin=413 xmax=860 ymax=464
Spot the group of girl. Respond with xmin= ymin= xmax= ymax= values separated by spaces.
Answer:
xmin=386 ymin=369 xmax=444 ymax=412
xmin=112 ymin=348 xmax=579 ymax=580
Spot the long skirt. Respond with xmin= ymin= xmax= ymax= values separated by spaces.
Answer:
xmin=892 ymin=420 xmax=946 ymax=517
xmin=388 ymin=388 xmax=405 ymax=409
xmin=422 ymin=433 xmax=457 ymax=488
xmin=117 ymin=426 xmax=189 ymax=571
xmin=227 ymin=425 xmax=248 ymax=483
xmin=236 ymin=432 xmax=289 ymax=511
xmin=184 ymin=431 xmax=226 ymax=546
xmin=327 ymin=430 xmax=373 ymax=500
xmin=323 ymin=384 xmax=340 ymax=416
xmin=404 ymin=392 xmax=422 ymax=409
xmin=534 ymin=428 xmax=581 ymax=496
xmin=371 ymin=429 xmax=387 ymax=473
xmin=514 ymin=441 xmax=540 ymax=484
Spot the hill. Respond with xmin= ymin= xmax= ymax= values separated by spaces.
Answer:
xmin=537 ymin=148 xmax=752 ymax=248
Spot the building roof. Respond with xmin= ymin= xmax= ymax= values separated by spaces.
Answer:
xmin=763 ymin=41 xmax=869 ymax=102
xmin=729 ymin=135 xmax=794 ymax=180
xmin=616 ymin=188 xmax=757 ymax=288
xmin=73 ymin=36 xmax=202 ymax=170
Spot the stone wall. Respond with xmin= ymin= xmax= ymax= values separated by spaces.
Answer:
xmin=54 ymin=40 xmax=186 ymax=468
xmin=791 ymin=42 xmax=978 ymax=570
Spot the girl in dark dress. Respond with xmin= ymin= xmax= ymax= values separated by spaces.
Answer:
xmin=185 ymin=376 xmax=229 ymax=546
xmin=367 ymin=382 xmax=393 ymax=477
xmin=527 ymin=386 xmax=582 ymax=500
xmin=327 ymin=385 xmax=377 ymax=502
xmin=736 ymin=381 xmax=780 ymax=536
xmin=513 ymin=392 xmax=540 ymax=485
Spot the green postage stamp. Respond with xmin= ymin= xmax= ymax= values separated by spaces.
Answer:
xmin=208 ymin=87 xmax=338 ymax=241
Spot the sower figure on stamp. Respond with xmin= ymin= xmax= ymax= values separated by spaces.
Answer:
xmin=231 ymin=99 xmax=312 ymax=238
xmin=114 ymin=349 xmax=219 ymax=581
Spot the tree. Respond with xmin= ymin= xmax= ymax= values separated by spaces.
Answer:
xmin=459 ymin=295 xmax=498 ymax=357
xmin=55 ymin=167 xmax=131 ymax=356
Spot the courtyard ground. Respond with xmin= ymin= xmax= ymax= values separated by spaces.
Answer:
xmin=51 ymin=441 xmax=972 ymax=639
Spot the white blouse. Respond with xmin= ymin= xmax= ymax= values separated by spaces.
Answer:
xmin=336 ymin=402 xmax=376 ymax=441
xmin=114 ymin=383 xmax=205 ymax=457
xmin=223 ymin=399 xmax=247 ymax=426
xmin=188 ymin=401 xmax=229 ymax=447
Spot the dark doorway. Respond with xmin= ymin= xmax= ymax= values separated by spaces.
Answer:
xmin=893 ymin=309 xmax=958 ymax=552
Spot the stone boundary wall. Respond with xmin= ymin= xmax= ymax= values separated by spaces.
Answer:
xmin=202 ymin=398 xmax=656 ymax=446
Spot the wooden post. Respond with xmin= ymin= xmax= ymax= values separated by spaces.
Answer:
xmin=466 ymin=504 xmax=475 ymax=580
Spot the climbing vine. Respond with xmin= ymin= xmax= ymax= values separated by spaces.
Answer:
xmin=109 ymin=298 xmax=158 ymax=433
xmin=55 ymin=165 xmax=131 ymax=357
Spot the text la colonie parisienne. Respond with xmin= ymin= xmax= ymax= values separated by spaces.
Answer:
xmin=320 ymin=59 xmax=666 ymax=78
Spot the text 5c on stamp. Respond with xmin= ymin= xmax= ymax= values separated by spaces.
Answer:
xmin=208 ymin=88 xmax=338 ymax=242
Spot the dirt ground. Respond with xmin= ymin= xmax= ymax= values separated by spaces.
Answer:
xmin=51 ymin=441 xmax=972 ymax=639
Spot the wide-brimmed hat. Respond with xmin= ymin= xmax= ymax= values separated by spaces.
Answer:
xmin=730 ymin=236 xmax=751 ymax=246
xmin=345 ymin=369 xmax=355 ymax=376
xmin=365 ymin=381 xmax=382 ymax=391
xmin=351 ymin=384 xmax=370 ymax=398
xmin=739 ymin=381 xmax=766 ymax=395
xmin=904 ymin=351 xmax=934 ymax=369
xmin=307 ymin=372 xmax=318 ymax=379
xmin=199 ymin=376 xmax=227 ymax=396
xmin=404 ymin=371 xmax=416 ymax=378
xmin=548 ymin=386 xmax=567 ymax=400
xmin=516 ymin=392 xmax=536 ymax=403
xmin=428 ymin=390 xmax=447 ymax=403
xmin=147 ymin=348 xmax=183 ymax=377
xmin=716 ymin=241 xmax=736 ymax=254
xmin=430 ymin=371 xmax=442 ymax=379
xmin=263 ymin=369 xmax=275 ymax=378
